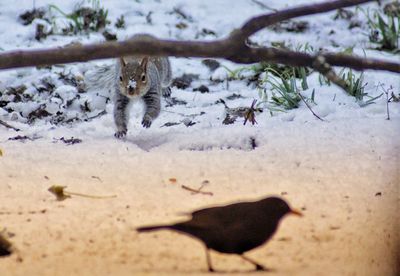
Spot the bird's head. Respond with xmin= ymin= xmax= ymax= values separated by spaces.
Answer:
xmin=259 ymin=196 xmax=303 ymax=219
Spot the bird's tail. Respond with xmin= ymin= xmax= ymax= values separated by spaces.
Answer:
xmin=136 ymin=225 xmax=171 ymax=232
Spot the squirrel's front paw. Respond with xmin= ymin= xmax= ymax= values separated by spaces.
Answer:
xmin=142 ymin=116 xmax=153 ymax=128
xmin=114 ymin=130 xmax=127 ymax=138
xmin=162 ymin=87 xmax=171 ymax=98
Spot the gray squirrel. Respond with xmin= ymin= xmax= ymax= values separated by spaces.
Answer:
xmin=86 ymin=34 xmax=172 ymax=138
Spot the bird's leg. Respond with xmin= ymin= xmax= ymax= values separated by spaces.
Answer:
xmin=205 ymin=248 xmax=215 ymax=272
xmin=240 ymin=254 xmax=268 ymax=271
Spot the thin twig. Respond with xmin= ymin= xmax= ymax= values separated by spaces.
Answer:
xmin=181 ymin=185 xmax=213 ymax=196
xmin=382 ymin=85 xmax=393 ymax=120
xmin=0 ymin=119 xmax=20 ymax=132
xmin=250 ymin=0 xmax=278 ymax=12
xmin=91 ymin=175 xmax=103 ymax=182
xmin=377 ymin=82 xmax=392 ymax=120
xmin=243 ymin=99 xmax=259 ymax=125
xmin=86 ymin=110 xmax=107 ymax=121
xmin=66 ymin=191 xmax=117 ymax=199
xmin=235 ymin=0 xmax=372 ymax=40
xmin=385 ymin=89 xmax=390 ymax=120
xmin=297 ymin=92 xmax=324 ymax=121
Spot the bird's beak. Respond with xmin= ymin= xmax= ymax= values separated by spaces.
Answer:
xmin=290 ymin=208 xmax=303 ymax=217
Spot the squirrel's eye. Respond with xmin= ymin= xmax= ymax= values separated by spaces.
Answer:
xmin=119 ymin=76 xmax=123 ymax=82
xmin=141 ymin=74 xmax=146 ymax=82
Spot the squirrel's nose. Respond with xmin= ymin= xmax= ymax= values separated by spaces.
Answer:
xmin=128 ymin=86 xmax=134 ymax=94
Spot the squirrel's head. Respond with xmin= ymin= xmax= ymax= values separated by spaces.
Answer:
xmin=119 ymin=57 xmax=150 ymax=98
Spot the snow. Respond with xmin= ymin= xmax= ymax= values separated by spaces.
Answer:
xmin=127 ymin=79 xmax=137 ymax=89
xmin=0 ymin=0 xmax=399 ymax=275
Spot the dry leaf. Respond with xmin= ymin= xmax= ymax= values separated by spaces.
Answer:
xmin=48 ymin=185 xmax=71 ymax=201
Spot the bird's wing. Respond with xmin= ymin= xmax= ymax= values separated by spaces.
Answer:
xmin=190 ymin=202 xmax=254 ymax=224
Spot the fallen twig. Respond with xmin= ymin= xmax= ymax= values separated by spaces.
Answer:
xmin=385 ymin=88 xmax=390 ymax=120
xmin=297 ymin=92 xmax=325 ymax=121
xmin=377 ymin=83 xmax=394 ymax=120
xmin=181 ymin=184 xmax=213 ymax=196
xmin=251 ymin=0 xmax=278 ymax=12
xmin=0 ymin=119 xmax=20 ymax=132
xmin=91 ymin=175 xmax=103 ymax=182
xmin=86 ymin=110 xmax=107 ymax=121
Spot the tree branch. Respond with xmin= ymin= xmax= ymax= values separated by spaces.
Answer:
xmin=231 ymin=0 xmax=373 ymax=40
xmin=0 ymin=0 xmax=398 ymax=75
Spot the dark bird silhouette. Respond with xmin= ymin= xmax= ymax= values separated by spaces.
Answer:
xmin=0 ymin=233 xmax=12 ymax=257
xmin=136 ymin=196 xmax=302 ymax=272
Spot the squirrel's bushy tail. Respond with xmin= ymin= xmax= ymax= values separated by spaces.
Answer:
xmin=84 ymin=64 xmax=116 ymax=93
xmin=136 ymin=225 xmax=171 ymax=232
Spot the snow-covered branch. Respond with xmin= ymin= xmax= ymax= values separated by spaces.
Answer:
xmin=0 ymin=0 xmax=398 ymax=73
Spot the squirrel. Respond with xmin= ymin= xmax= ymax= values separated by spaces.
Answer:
xmin=85 ymin=34 xmax=172 ymax=138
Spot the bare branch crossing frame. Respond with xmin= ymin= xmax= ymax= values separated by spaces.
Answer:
xmin=0 ymin=0 xmax=398 ymax=73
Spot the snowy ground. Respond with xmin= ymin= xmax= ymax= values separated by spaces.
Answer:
xmin=0 ymin=0 xmax=399 ymax=275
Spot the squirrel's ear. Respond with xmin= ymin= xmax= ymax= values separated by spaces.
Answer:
xmin=140 ymin=57 xmax=149 ymax=70
xmin=119 ymin=57 xmax=127 ymax=67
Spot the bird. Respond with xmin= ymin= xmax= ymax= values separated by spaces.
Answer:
xmin=0 ymin=233 xmax=12 ymax=257
xmin=136 ymin=196 xmax=302 ymax=272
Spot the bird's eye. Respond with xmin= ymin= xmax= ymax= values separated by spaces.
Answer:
xmin=141 ymin=74 xmax=146 ymax=82
xmin=119 ymin=76 xmax=123 ymax=82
